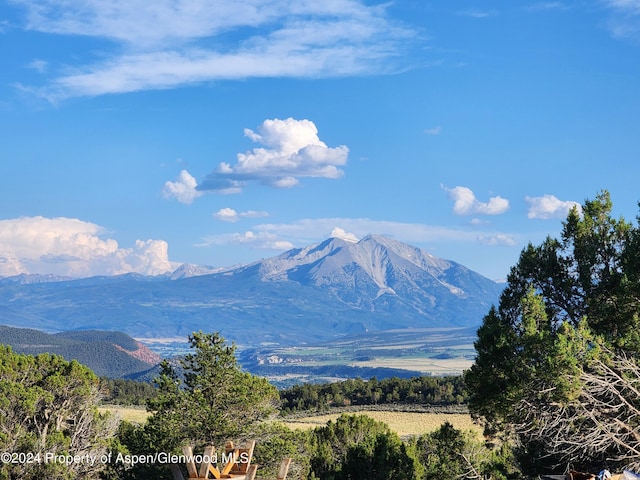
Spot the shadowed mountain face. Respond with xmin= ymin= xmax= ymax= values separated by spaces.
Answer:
xmin=0 ymin=235 xmax=503 ymax=345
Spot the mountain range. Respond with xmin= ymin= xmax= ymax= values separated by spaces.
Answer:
xmin=0 ymin=235 xmax=503 ymax=346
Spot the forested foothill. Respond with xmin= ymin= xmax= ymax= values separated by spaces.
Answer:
xmin=102 ymin=372 xmax=468 ymax=411
xmin=4 ymin=190 xmax=640 ymax=479
xmin=0 ymin=326 xmax=159 ymax=379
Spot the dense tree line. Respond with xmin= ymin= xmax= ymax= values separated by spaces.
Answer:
xmin=280 ymin=375 xmax=467 ymax=414
xmin=99 ymin=367 xmax=469 ymax=411
xmin=99 ymin=378 xmax=158 ymax=406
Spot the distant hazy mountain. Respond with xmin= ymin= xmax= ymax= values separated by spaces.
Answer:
xmin=0 ymin=235 xmax=503 ymax=345
xmin=0 ymin=273 xmax=74 ymax=284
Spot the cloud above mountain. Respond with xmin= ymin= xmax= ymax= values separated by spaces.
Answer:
xmin=330 ymin=227 xmax=359 ymax=243
xmin=163 ymin=118 xmax=348 ymax=203
xmin=198 ymin=230 xmax=293 ymax=251
xmin=198 ymin=217 xmax=517 ymax=251
xmin=200 ymin=118 xmax=348 ymax=192
xmin=0 ymin=217 xmax=173 ymax=277
xmin=213 ymin=208 xmax=269 ymax=222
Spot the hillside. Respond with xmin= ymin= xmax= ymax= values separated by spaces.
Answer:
xmin=0 ymin=325 xmax=160 ymax=379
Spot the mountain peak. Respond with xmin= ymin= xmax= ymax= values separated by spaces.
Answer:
xmin=243 ymin=234 xmax=498 ymax=312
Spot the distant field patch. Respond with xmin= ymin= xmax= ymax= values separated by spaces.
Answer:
xmin=349 ymin=357 xmax=474 ymax=375
xmin=283 ymin=410 xmax=481 ymax=437
xmin=99 ymin=405 xmax=150 ymax=424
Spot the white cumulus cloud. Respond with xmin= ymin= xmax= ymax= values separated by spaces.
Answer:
xmin=162 ymin=170 xmax=203 ymax=204
xmin=0 ymin=216 xmax=173 ymax=277
xmin=199 ymin=118 xmax=348 ymax=193
xmin=330 ymin=227 xmax=359 ymax=243
xmin=525 ymin=194 xmax=582 ymax=219
xmin=443 ymin=186 xmax=510 ymax=216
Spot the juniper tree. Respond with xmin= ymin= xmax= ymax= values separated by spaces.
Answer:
xmin=465 ymin=191 xmax=640 ymax=473
xmin=0 ymin=346 xmax=117 ymax=480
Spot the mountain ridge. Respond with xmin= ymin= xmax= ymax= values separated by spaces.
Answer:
xmin=0 ymin=235 xmax=502 ymax=345
xmin=0 ymin=325 xmax=160 ymax=378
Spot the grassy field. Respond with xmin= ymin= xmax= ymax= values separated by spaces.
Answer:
xmin=347 ymin=357 xmax=474 ymax=375
xmin=282 ymin=410 xmax=481 ymax=437
xmin=98 ymin=405 xmax=481 ymax=438
xmin=99 ymin=405 xmax=150 ymax=424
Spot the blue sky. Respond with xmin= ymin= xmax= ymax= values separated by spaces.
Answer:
xmin=1 ymin=0 xmax=640 ymax=281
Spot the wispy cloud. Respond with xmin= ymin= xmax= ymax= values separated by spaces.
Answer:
xmin=601 ymin=0 xmax=640 ymax=39
xmin=525 ymin=2 xmax=569 ymax=12
xmin=10 ymin=0 xmax=416 ymax=100
xmin=605 ymin=0 xmax=640 ymax=14
xmin=198 ymin=231 xmax=293 ymax=251
xmin=424 ymin=126 xmax=442 ymax=136
xmin=477 ymin=234 xmax=517 ymax=246
xmin=26 ymin=59 xmax=48 ymax=73
xmin=457 ymin=9 xmax=499 ymax=18
xmin=443 ymin=186 xmax=510 ymax=216
xmin=525 ymin=194 xmax=581 ymax=219
xmin=198 ymin=217 xmax=517 ymax=250
xmin=213 ymin=208 xmax=269 ymax=223
xmin=0 ymin=216 xmax=173 ymax=277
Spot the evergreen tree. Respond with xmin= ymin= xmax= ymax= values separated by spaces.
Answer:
xmin=417 ymin=422 xmax=517 ymax=480
xmin=120 ymin=331 xmax=279 ymax=479
xmin=465 ymin=191 xmax=640 ymax=473
xmin=0 ymin=346 xmax=117 ymax=480
xmin=308 ymin=414 xmax=419 ymax=480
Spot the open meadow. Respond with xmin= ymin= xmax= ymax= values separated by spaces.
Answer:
xmin=282 ymin=410 xmax=481 ymax=437
xmin=99 ymin=405 xmax=481 ymax=438
xmin=98 ymin=405 xmax=150 ymax=424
